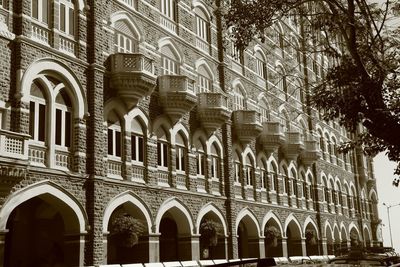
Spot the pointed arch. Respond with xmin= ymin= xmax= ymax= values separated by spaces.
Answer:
xmin=206 ymin=135 xmax=224 ymax=158
xmin=124 ymin=106 xmax=150 ymax=135
xmin=196 ymin=203 xmax=228 ymax=236
xmin=348 ymin=222 xmax=360 ymax=238
xmin=102 ymin=191 xmax=152 ymax=233
xmin=242 ymin=147 xmax=256 ymax=166
xmin=153 ymin=115 xmax=173 ymax=138
xmin=340 ymin=222 xmax=348 ymax=241
xmin=195 ymin=58 xmax=215 ymax=79
xmin=20 ymin=58 xmax=87 ymax=118
xmin=191 ymin=0 xmax=212 ymax=21
xmin=235 ymin=208 xmax=261 ymax=237
xmin=303 ymin=217 xmax=320 ymax=239
xmin=261 ymin=211 xmax=283 ymax=235
xmin=0 ymin=181 xmax=88 ymax=233
xmin=158 ymin=37 xmax=184 ymax=64
xmin=171 ymin=122 xmax=190 ymax=145
xmin=155 ymin=197 xmax=194 ymax=234
xmin=284 ymin=213 xmax=303 ymax=238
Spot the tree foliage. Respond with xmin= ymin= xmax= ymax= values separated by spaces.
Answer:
xmin=224 ymin=0 xmax=400 ymax=181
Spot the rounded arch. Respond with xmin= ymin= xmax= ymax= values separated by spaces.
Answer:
xmin=124 ymin=106 xmax=150 ymax=135
xmin=20 ymin=58 xmax=87 ymax=118
xmin=191 ymin=0 xmax=212 ymax=21
xmin=284 ymin=213 xmax=303 ymax=238
xmin=303 ymin=217 xmax=320 ymax=239
xmin=155 ymin=198 xmax=194 ymax=234
xmin=158 ymin=37 xmax=184 ymax=64
xmin=261 ymin=211 xmax=283 ymax=235
xmin=254 ymin=45 xmax=267 ymax=61
xmin=235 ymin=208 xmax=261 ymax=237
xmin=102 ymin=191 xmax=153 ymax=234
xmin=109 ymin=11 xmax=143 ymax=42
xmin=0 ymin=181 xmax=88 ymax=233
xmin=196 ymin=203 xmax=228 ymax=236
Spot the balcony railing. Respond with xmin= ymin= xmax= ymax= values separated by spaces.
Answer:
xmin=176 ymin=173 xmax=187 ymax=189
xmin=29 ymin=144 xmax=47 ymax=166
xmin=0 ymin=129 xmax=29 ymax=161
xmin=132 ymin=165 xmax=145 ymax=182
xmin=158 ymin=170 xmax=170 ymax=186
xmin=197 ymin=176 xmax=206 ymax=192
xmin=110 ymin=53 xmax=155 ymax=75
xmin=55 ymin=148 xmax=72 ymax=170
xmin=160 ymin=15 xmax=177 ymax=33
xmin=31 ymin=21 xmax=51 ymax=46
xmin=232 ymin=110 xmax=263 ymax=145
xmin=107 ymin=158 xmax=122 ymax=178
xmin=158 ymin=75 xmax=196 ymax=94
xmin=59 ymin=35 xmax=76 ymax=55
xmin=196 ymin=37 xmax=210 ymax=54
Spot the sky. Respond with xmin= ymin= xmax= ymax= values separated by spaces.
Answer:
xmin=374 ymin=153 xmax=400 ymax=252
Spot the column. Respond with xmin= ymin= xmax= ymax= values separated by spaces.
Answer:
xmin=149 ymin=233 xmax=160 ymax=262
xmin=301 ymin=238 xmax=307 ymax=256
xmin=259 ymin=237 xmax=266 ymax=258
xmin=282 ymin=237 xmax=288 ymax=258
xmin=191 ymin=234 xmax=201 ymax=260
xmin=64 ymin=232 xmax=86 ymax=267
xmin=0 ymin=230 xmax=8 ymax=267
xmin=322 ymin=238 xmax=328 ymax=255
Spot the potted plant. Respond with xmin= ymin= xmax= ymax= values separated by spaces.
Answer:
xmin=350 ymin=232 xmax=360 ymax=248
xmin=305 ymin=229 xmax=317 ymax=245
xmin=109 ymin=212 xmax=146 ymax=248
xmin=200 ymin=220 xmax=222 ymax=259
xmin=265 ymin=226 xmax=280 ymax=247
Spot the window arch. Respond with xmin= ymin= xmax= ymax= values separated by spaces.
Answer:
xmin=232 ymin=84 xmax=246 ymax=111
xmin=244 ymin=154 xmax=254 ymax=187
xmin=270 ymin=160 xmax=279 ymax=192
xmin=175 ymin=132 xmax=187 ymax=173
xmin=322 ymin=176 xmax=329 ymax=203
xmin=131 ymin=117 xmax=145 ymax=164
xmin=234 ymin=151 xmax=241 ymax=184
xmin=161 ymin=44 xmax=180 ymax=75
xmin=194 ymin=5 xmax=211 ymax=52
xmin=156 ymin=126 xmax=169 ymax=169
xmin=29 ymin=80 xmax=48 ymax=143
xmin=259 ymin=98 xmax=270 ymax=123
xmin=194 ymin=138 xmax=206 ymax=178
xmin=291 ymin=169 xmax=298 ymax=199
xmin=160 ymin=0 xmax=177 ymax=32
xmin=55 ymin=89 xmax=72 ymax=148
xmin=107 ymin=110 xmax=122 ymax=158
xmin=282 ymin=165 xmax=289 ymax=194
xmin=197 ymin=64 xmax=212 ymax=93
xmin=113 ymin=19 xmax=139 ymax=53
xmin=59 ymin=0 xmax=75 ymax=36
xmin=255 ymin=49 xmax=266 ymax=79
xmin=317 ymin=129 xmax=325 ymax=153
xmin=210 ymin=143 xmax=221 ymax=180
xmin=260 ymin=159 xmax=268 ymax=190
xmin=32 ymin=0 xmax=50 ymax=24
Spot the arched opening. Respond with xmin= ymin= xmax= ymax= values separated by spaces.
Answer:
xmin=107 ymin=204 xmax=149 ymax=264
xmin=363 ymin=227 xmax=371 ymax=248
xmin=333 ymin=226 xmax=341 ymax=255
xmin=286 ymin=220 xmax=302 ymax=256
xmin=341 ymin=227 xmax=348 ymax=251
xmin=305 ymin=223 xmax=319 ymax=256
xmin=350 ymin=227 xmax=360 ymax=249
xmin=264 ymin=219 xmax=283 ymax=257
xmin=326 ymin=226 xmax=334 ymax=255
xmin=237 ymin=216 xmax=259 ymax=258
xmin=199 ymin=212 xmax=226 ymax=260
xmin=4 ymin=196 xmax=82 ymax=267
xmin=159 ymin=208 xmax=192 ymax=261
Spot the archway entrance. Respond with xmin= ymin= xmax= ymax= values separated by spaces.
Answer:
xmin=341 ymin=227 xmax=348 ymax=252
xmin=326 ymin=227 xmax=334 ymax=255
xmin=199 ymin=212 xmax=226 ymax=260
xmin=363 ymin=227 xmax=371 ymax=247
xmin=159 ymin=209 xmax=192 ymax=262
xmin=333 ymin=227 xmax=341 ymax=255
xmin=107 ymin=204 xmax=149 ymax=264
xmin=305 ymin=223 xmax=319 ymax=256
xmin=4 ymin=196 xmax=82 ymax=267
xmin=237 ymin=217 xmax=259 ymax=258
xmin=264 ymin=219 xmax=283 ymax=257
xmin=286 ymin=221 xmax=302 ymax=256
xmin=350 ymin=227 xmax=360 ymax=249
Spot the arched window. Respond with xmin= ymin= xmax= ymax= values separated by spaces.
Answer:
xmin=255 ymin=50 xmax=266 ymax=79
xmin=119 ymin=0 xmax=137 ymax=9
xmin=114 ymin=19 xmax=139 ymax=53
xmin=260 ymin=160 xmax=267 ymax=190
xmin=336 ymin=181 xmax=343 ymax=207
xmin=322 ymin=177 xmax=329 ymax=202
xmin=175 ymin=132 xmax=186 ymax=173
xmin=197 ymin=64 xmax=212 ymax=93
xmin=157 ymin=127 xmax=169 ymax=169
xmin=210 ymin=143 xmax=221 ymax=180
xmin=259 ymin=98 xmax=270 ymax=123
xmin=318 ymin=129 xmax=325 ymax=153
xmin=301 ymin=172 xmax=307 ymax=199
xmin=270 ymin=161 xmax=279 ymax=192
xmin=160 ymin=0 xmax=177 ymax=32
xmin=283 ymin=166 xmax=289 ymax=194
xmin=59 ymin=0 xmax=75 ymax=36
xmin=55 ymin=89 xmax=72 ymax=148
xmin=330 ymin=180 xmax=336 ymax=206
xmin=280 ymin=110 xmax=290 ymax=132
xmin=325 ymin=133 xmax=332 ymax=156
xmin=161 ymin=45 xmax=179 ymax=75
xmin=291 ymin=169 xmax=298 ymax=198
xmin=32 ymin=0 xmax=50 ymax=24
xmin=244 ymin=154 xmax=253 ymax=186
xmin=234 ymin=151 xmax=241 ymax=184
xmin=29 ymin=81 xmax=47 ymax=143
xmin=195 ymin=139 xmax=206 ymax=178
xmin=107 ymin=111 xmax=122 ymax=158
xmin=195 ymin=6 xmax=210 ymax=52
xmin=307 ymin=174 xmax=313 ymax=201
xmin=131 ymin=117 xmax=145 ymax=164
xmin=232 ymin=85 xmax=245 ymax=111
xmin=276 ymin=65 xmax=287 ymax=96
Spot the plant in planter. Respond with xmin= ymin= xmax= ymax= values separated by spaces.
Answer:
xmin=109 ymin=212 xmax=147 ymax=248
xmin=265 ymin=226 xmax=280 ymax=247
xmin=305 ymin=229 xmax=317 ymax=245
xmin=200 ymin=220 xmax=223 ymax=259
xmin=350 ymin=232 xmax=360 ymax=247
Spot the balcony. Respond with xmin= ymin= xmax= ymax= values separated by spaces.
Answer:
xmin=258 ymin=122 xmax=286 ymax=154
xmin=300 ymin=139 xmax=321 ymax=166
xmin=158 ymin=75 xmax=197 ymax=124
xmin=109 ymin=53 xmax=157 ymax=108
xmin=232 ymin=110 xmax=263 ymax=145
xmin=197 ymin=92 xmax=231 ymax=136
xmin=0 ymin=129 xmax=29 ymax=179
xmin=283 ymin=131 xmax=305 ymax=161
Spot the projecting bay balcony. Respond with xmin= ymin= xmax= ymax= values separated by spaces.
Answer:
xmin=258 ymin=122 xmax=286 ymax=154
xmin=197 ymin=92 xmax=231 ymax=136
xmin=232 ymin=110 xmax=263 ymax=145
xmin=283 ymin=131 xmax=305 ymax=161
xmin=300 ymin=139 xmax=321 ymax=166
xmin=109 ymin=53 xmax=157 ymax=107
xmin=158 ymin=75 xmax=197 ymax=124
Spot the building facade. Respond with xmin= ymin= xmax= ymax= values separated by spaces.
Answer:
xmin=0 ymin=0 xmax=381 ymax=266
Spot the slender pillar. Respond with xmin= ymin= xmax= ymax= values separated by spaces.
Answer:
xmin=321 ymin=238 xmax=328 ymax=255
xmin=259 ymin=237 xmax=266 ymax=258
xmin=301 ymin=238 xmax=307 ymax=256
xmin=149 ymin=233 xmax=160 ymax=262
xmin=282 ymin=237 xmax=288 ymax=258
xmin=191 ymin=234 xmax=201 ymax=260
